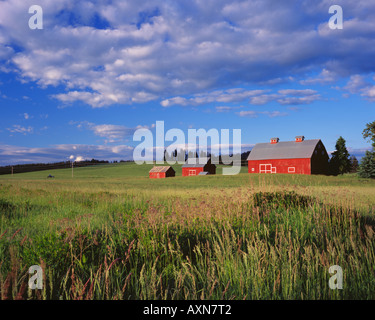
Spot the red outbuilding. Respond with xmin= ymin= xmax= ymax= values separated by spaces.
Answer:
xmin=247 ymin=136 xmax=329 ymax=175
xmin=182 ymin=157 xmax=216 ymax=176
xmin=149 ymin=166 xmax=175 ymax=179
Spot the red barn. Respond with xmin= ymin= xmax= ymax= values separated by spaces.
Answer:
xmin=247 ymin=136 xmax=329 ymax=175
xmin=182 ymin=157 xmax=216 ymax=176
xmin=149 ymin=166 xmax=175 ymax=179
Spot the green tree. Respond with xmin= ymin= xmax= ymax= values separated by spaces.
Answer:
xmin=358 ymin=151 xmax=375 ymax=178
xmin=349 ymin=155 xmax=359 ymax=173
xmin=359 ymin=120 xmax=375 ymax=179
xmin=362 ymin=121 xmax=375 ymax=149
xmin=329 ymin=136 xmax=351 ymax=175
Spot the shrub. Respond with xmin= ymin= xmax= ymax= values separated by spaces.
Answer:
xmin=252 ymin=191 xmax=315 ymax=209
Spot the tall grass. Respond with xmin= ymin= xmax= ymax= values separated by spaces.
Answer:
xmin=0 ymin=165 xmax=374 ymax=299
xmin=0 ymin=187 xmax=374 ymax=299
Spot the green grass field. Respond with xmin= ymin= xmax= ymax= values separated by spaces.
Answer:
xmin=0 ymin=162 xmax=374 ymax=300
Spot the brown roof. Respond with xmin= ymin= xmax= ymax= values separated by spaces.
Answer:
xmin=149 ymin=166 xmax=174 ymax=173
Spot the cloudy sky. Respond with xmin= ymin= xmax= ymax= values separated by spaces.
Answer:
xmin=0 ymin=0 xmax=374 ymax=165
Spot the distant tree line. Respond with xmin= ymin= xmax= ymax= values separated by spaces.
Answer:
xmin=163 ymin=148 xmax=251 ymax=166
xmin=0 ymin=159 xmax=109 ymax=175
xmin=112 ymin=160 xmax=134 ymax=163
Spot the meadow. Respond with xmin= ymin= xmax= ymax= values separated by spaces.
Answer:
xmin=0 ymin=162 xmax=374 ymax=300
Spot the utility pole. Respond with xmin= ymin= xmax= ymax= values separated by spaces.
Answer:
xmin=71 ymin=161 xmax=74 ymax=178
xmin=11 ymin=166 xmax=13 ymax=176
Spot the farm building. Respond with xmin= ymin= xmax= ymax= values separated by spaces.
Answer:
xmin=182 ymin=157 xmax=216 ymax=176
xmin=149 ymin=166 xmax=175 ymax=179
xmin=247 ymin=136 xmax=329 ymax=175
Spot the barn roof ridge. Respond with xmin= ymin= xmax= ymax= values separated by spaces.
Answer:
xmin=247 ymin=138 xmax=322 ymax=161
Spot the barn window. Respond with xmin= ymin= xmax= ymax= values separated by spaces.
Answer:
xmin=189 ymin=169 xmax=196 ymax=176
xmin=251 ymin=168 xmax=255 ymax=172
xmin=260 ymin=164 xmax=273 ymax=173
xmin=288 ymin=167 xmax=295 ymax=173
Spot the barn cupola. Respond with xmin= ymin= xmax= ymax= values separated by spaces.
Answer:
xmin=270 ymin=137 xmax=279 ymax=144
xmin=295 ymin=136 xmax=305 ymax=142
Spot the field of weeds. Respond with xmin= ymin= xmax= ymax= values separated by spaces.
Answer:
xmin=0 ymin=162 xmax=374 ymax=300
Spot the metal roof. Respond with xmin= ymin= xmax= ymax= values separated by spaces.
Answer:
xmin=247 ymin=139 xmax=321 ymax=160
xmin=149 ymin=166 xmax=174 ymax=173
xmin=182 ymin=157 xmax=215 ymax=168
xmin=198 ymin=171 xmax=209 ymax=175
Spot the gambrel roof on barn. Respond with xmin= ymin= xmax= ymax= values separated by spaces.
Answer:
xmin=247 ymin=139 xmax=325 ymax=161
xmin=149 ymin=166 xmax=174 ymax=173
xmin=182 ymin=157 xmax=214 ymax=168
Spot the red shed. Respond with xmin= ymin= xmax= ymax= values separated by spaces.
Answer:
xmin=247 ymin=136 xmax=329 ymax=175
xmin=182 ymin=157 xmax=216 ymax=176
xmin=149 ymin=166 xmax=175 ymax=179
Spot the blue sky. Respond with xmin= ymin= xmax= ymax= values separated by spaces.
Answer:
xmin=0 ymin=0 xmax=374 ymax=165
